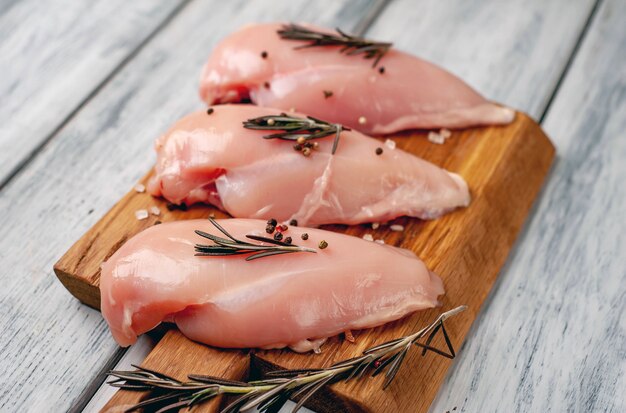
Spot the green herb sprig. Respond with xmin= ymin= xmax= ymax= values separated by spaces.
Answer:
xmin=108 ymin=306 xmax=466 ymax=413
xmin=195 ymin=218 xmax=316 ymax=261
xmin=243 ymin=113 xmax=345 ymax=155
xmin=277 ymin=23 xmax=392 ymax=68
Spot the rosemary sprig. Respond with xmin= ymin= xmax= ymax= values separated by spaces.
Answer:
xmin=108 ymin=306 xmax=466 ymax=413
xmin=195 ymin=218 xmax=316 ymax=261
xmin=243 ymin=114 xmax=346 ymax=155
xmin=277 ymin=23 xmax=392 ymax=68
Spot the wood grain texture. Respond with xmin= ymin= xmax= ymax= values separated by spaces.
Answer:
xmin=0 ymin=1 xmax=381 ymax=411
xmin=0 ymin=0 xmax=185 ymax=186
xmin=430 ymin=0 xmax=626 ymax=412
xmin=55 ymin=114 xmax=555 ymax=412
xmin=365 ymin=0 xmax=597 ymax=119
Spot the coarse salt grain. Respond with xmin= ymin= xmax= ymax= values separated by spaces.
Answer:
xmin=134 ymin=183 xmax=146 ymax=193
xmin=384 ymin=139 xmax=396 ymax=150
xmin=371 ymin=222 xmax=380 ymax=230
xmin=358 ymin=116 xmax=367 ymax=125
xmin=149 ymin=206 xmax=161 ymax=216
xmin=440 ymin=128 xmax=452 ymax=139
xmin=135 ymin=209 xmax=148 ymax=220
xmin=362 ymin=234 xmax=374 ymax=241
xmin=428 ymin=131 xmax=445 ymax=144
xmin=374 ymin=239 xmax=385 ymax=244
xmin=390 ymin=224 xmax=404 ymax=232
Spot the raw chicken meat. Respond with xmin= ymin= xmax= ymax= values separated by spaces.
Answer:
xmin=199 ymin=23 xmax=515 ymax=135
xmin=147 ymin=104 xmax=470 ymax=226
xmin=100 ymin=219 xmax=444 ymax=351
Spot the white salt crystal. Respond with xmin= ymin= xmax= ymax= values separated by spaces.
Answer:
xmin=134 ymin=183 xmax=146 ymax=193
xmin=440 ymin=128 xmax=452 ymax=139
xmin=135 ymin=209 xmax=148 ymax=220
xmin=384 ymin=139 xmax=396 ymax=150
xmin=374 ymin=239 xmax=385 ymax=244
xmin=362 ymin=234 xmax=374 ymax=241
xmin=428 ymin=131 xmax=445 ymax=144
xmin=371 ymin=222 xmax=380 ymax=230
xmin=390 ymin=224 xmax=404 ymax=232
xmin=149 ymin=206 xmax=161 ymax=216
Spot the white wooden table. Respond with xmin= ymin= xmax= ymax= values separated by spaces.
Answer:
xmin=0 ymin=0 xmax=624 ymax=411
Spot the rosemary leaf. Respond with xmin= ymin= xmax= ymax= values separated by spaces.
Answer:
xmin=107 ymin=306 xmax=467 ymax=412
xmin=277 ymin=23 xmax=392 ymax=67
xmin=292 ymin=374 xmax=334 ymax=412
xmin=243 ymin=114 xmax=345 ymax=154
xmin=194 ymin=218 xmax=316 ymax=261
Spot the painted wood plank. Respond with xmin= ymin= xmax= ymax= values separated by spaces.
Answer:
xmin=0 ymin=0 xmax=185 ymax=186
xmin=0 ymin=1 xmax=382 ymax=411
xmin=365 ymin=0 xmax=597 ymax=119
xmin=430 ymin=0 xmax=626 ymax=411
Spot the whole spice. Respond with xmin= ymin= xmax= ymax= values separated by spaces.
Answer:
xmin=261 ymin=50 xmax=268 ymax=59
xmin=375 ymin=147 xmax=383 ymax=155
xmin=301 ymin=233 xmax=309 ymax=240
xmin=274 ymin=232 xmax=283 ymax=241
xmin=243 ymin=113 xmax=346 ymax=155
xmin=265 ymin=224 xmax=275 ymax=234
xmin=289 ymin=219 xmax=298 ymax=226
xmin=284 ymin=237 xmax=292 ymax=244
xmin=194 ymin=218 xmax=315 ymax=261
xmin=323 ymin=90 xmax=333 ymax=98
xmin=207 ymin=107 xmax=214 ymax=115
xmin=319 ymin=240 xmax=328 ymax=249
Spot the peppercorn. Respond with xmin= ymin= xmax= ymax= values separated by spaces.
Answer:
xmin=301 ymin=233 xmax=309 ymax=240
xmin=302 ymin=147 xmax=311 ymax=157
xmin=267 ymin=218 xmax=277 ymax=226
xmin=266 ymin=224 xmax=275 ymax=234
xmin=278 ymin=224 xmax=288 ymax=232
xmin=289 ymin=219 xmax=298 ymax=226
xmin=375 ymin=147 xmax=383 ymax=155
xmin=319 ymin=240 xmax=328 ymax=249
xmin=261 ymin=51 xmax=268 ymax=58
xmin=296 ymin=136 xmax=306 ymax=145
xmin=284 ymin=236 xmax=292 ymax=244
xmin=274 ymin=232 xmax=283 ymax=241
xmin=378 ymin=66 xmax=385 ymax=74
xmin=294 ymin=143 xmax=303 ymax=151
xmin=206 ymin=107 xmax=214 ymax=115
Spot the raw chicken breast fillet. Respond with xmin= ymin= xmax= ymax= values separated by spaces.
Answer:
xmin=100 ymin=219 xmax=444 ymax=351
xmin=147 ymin=105 xmax=470 ymax=226
xmin=199 ymin=23 xmax=515 ymax=134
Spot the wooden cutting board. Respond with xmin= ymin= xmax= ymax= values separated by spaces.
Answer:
xmin=54 ymin=112 xmax=554 ymax=412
